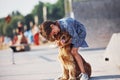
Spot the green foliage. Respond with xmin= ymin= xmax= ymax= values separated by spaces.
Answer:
xmin=46 ymin=0 xmax=65 ymax=20
xmin=0 ymin=19 xmax=4 ymax=36
xmin=24 ymin=14 xmax=34 ymax=30
xmin=32 ymin=1 xmax=44 ymax=24
xmin=31 ymin=0 xmax=65 ymax=22
xmin=0 ymin=15 xmax=24 ymax=37
xmin=11 ymin=11 xmax=22 ymax=16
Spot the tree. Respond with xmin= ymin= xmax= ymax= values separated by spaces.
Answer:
xmin=31 ymin=0 xmax=65 ymax=23
xmin=6 ymin=15 xmax=24 ymax=38
xmin=0 ymin=15 xmax=24 ymax=38
xmin=0 ymin=0 xmax=65 ymax=37
xmin=24 ymin=14 xmax=34 ymax=30
xmin=46 ymin=0 xmax=65 ymax=20
xmin=11 ymin=11 xmax=22 ymax=16
xmin=32 ymin=1 xmax=44 ymax=24
xmin=0 ymin=19 xmax=4 ymax=36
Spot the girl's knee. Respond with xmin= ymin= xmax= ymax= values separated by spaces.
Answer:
xmin=71 ymin=50 xmax=78 ymax=56
xmin=71 ymin=48 xmax=79 ymax=56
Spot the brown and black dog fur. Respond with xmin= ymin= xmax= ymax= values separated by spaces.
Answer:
xmin=55 ymin=32 xmax=91 ymax=80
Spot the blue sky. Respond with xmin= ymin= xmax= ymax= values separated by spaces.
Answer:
xmin=0 ymin=0 xmax=58 ymax=18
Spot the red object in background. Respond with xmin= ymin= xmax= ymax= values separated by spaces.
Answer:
xmin=12 ymin=35 xmax=18 ymax=45
xmin=34 ymin=33 xmax=40 ymax=45
xmin=0 ymin=36 xmax=4 ymax=43
xmin=5 ymin=15 xmax=11 ymax=23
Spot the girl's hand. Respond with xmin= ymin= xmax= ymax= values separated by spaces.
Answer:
xmin=55 ymin=40 xmax=64 ymax=47
xmin=55 ymin=40 xmax=60 ymax=46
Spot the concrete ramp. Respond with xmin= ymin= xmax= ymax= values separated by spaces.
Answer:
xmin=104 ymin=33 xmax=120 ymax=67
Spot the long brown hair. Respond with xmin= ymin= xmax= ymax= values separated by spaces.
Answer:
xmin=39 ymin=20 xmax=57 ymax=41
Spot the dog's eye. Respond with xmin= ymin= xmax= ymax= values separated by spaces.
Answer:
xmin=62 ymin=36 xmax=66 ymax=40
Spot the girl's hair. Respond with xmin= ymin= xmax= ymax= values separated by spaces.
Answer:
xmin=42 ymin=20 xmax=56 ymax=35
xmin=40 ymin=20 xmax=57 ymax=41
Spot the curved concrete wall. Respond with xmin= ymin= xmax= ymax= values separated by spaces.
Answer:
xmin=104 ymin=33 xmax=120 ymax=67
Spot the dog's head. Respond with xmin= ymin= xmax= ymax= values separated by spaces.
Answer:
xmin=60 ymin=32 xmax=71 ymax=43
xmin=57 ymin=32 xmax=71 ymax=47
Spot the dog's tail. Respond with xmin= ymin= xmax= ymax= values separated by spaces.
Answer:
xmin=84 ymin=62 xmax=92 ymax=78
xmin=80 ymin=55 xmax=92 ymax=78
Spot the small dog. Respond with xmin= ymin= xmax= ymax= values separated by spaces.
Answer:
xmin=56 ymin=32 xmax=91 ymax=80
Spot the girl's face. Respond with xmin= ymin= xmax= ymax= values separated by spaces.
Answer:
xmin=50 ymin=24 xmax=60 ymax=37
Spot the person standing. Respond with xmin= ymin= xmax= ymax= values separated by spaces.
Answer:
xmin=32 ymin=24 xmax=40 ymax=45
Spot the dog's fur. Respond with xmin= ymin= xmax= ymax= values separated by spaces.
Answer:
xmin=56 ymin=32 xmax=91 ymax=80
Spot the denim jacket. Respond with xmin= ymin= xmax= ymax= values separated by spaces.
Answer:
xmin=57 ymin=17 xmax=88 ymax=48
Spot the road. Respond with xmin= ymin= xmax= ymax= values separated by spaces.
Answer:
xmin=0 ymin=45 xmax=120 ymax=80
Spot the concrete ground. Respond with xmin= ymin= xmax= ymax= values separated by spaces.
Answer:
xmin=0 ymin=45 xmax=120 ymax=80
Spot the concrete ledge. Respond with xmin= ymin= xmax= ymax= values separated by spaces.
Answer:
xmin=104 ymin=33 xmax=120 ymax=67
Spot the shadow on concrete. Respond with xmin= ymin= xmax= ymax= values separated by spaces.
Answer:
xmin=39 ymin=56 xmax=56 ymax=62
xmin=30 ymin=48 xmax=48 ymax=52
xmin=90 ymin=75 xmax=120 ymax=80
xmin=80 ymin=47 xmax=106 ymax=51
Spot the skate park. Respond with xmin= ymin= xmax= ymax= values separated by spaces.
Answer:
xmin=0 ymin=0 xmax=120 ymax=80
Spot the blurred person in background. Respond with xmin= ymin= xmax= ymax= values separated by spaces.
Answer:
xmin=32 ymin=24 xmax=40 ymax=45
xmin=24 ymin=25 xmax=34 ymax=45
xmin=0 ymin=36 xmax=4 ymax=49
xmin=10 ymin=22 xmax=29 ymax=52
xmin=17 ymin=21 xmax=24 ymax=33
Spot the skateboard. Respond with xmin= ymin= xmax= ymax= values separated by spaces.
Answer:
xmin=10 ymin=44 xmax=30 ymax=52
